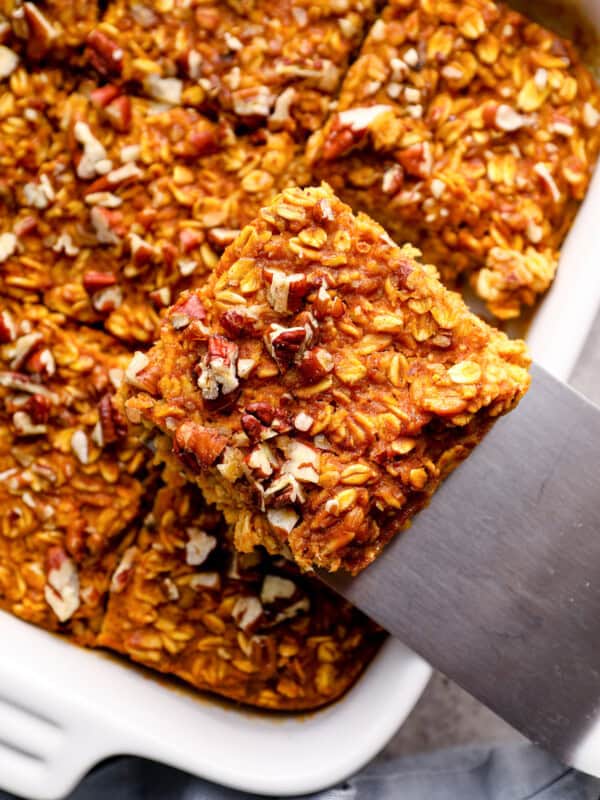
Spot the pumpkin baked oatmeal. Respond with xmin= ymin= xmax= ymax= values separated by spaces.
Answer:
xmin=0 ymin=72 xmax=308 ymax=344
xmin=122 ymin=184 xmax=531 ymax=574
xmin=0 ymin=301 xmax=149 ymax=644
xmin=99 ymin=469 xmax=384 ymax=710
xmin=84 ymin=0 xmax=376 ymax=139
xmin=308 ymin=0 xmax=600 ymax=319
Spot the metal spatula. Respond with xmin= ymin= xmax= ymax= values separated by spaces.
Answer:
xmin=323 ymin=364 xmax=600 ymax=778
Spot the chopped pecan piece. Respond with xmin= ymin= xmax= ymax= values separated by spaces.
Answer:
xmin=86 ymin=29 xmax=124 ymax=75
xmin=0 ymin=310 xmax=16 ymax=344
xmin=174 ymin=421 xmax=228 ymax=470
xmin=97 ymin=393 xmax=127 ymax=444
xmin=299 ymin=347 xmax=334 ymax=383
xmin=220 ymin=308 xmax=256 ymax=338
xmin=23 ymin=3 xmax=58 ymax=60
xmin=196 ymin=335 xmax=239 ymax=401
xmin=265 ymin=325 xmax=311 ymax=371
xmin=169 ymin=294 xmax=206 ymax=330
xmin=83 ymin=271 xmax=117 ymax=294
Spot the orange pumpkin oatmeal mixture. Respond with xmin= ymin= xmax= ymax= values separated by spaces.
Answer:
xmin=99 ymin=467 xmax=384 ymax=709
xmin=0 ymin=300 xmax=148 ymax=644
xmin=4 ymin=0 xmax=599 ymax=710
xmin=309 ymin=0 xmax=600 ymax=318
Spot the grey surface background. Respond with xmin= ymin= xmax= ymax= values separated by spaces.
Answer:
xmin=381 ymin=311 xmax=600 ymax=760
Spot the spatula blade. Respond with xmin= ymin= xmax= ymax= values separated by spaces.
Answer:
xmin=322 ymin=364 xmax=600 ymax=776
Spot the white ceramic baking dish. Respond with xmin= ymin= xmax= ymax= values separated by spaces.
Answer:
xmin=1 ymin=2 xmax=599 ymax=796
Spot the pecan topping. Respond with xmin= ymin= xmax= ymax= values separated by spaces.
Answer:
xmin=105 ymin=96 xmax=132 ymax=132
xmin=97 ymin=393 xmax=127 ymax=445
xmin=207 ymin=227 xmax=239 ymax=250
xmin=241 ymin=403 xmax=291 ymax=441
xmin=179 ymin=229 xmax=203 ymax=254
xmin=23 ymin=3 xmax=58 ymax=60
xmin=174 ymin=421 xmax=228 ymax=470
xmin=231 ymin=596 xmax=263 ymax=632
xmin=90 ymin=84 xmax=121 ymax=109
xmin=220 ymin=308 xmax=256 ymax=338
xmin=23 ymin=393 xmax=51 ymax=425
xmin=10 ymin=332 xmax=43 ymax=370
xmin=298 ymin=347 xmax=335 ymax=382
xmin=265 ymin=323 xmax=314 ymax=371
xmin=185 ymin=127 xmax=220 ymax=158
xmin=321 ymin=105 xmax=393 ymax=160
xmin=185 ymin=528 xmax=216 ymax=566
xmin=12 ymin=410 xmax=47 ymax=436
xmin=92 ymin=285 xmax=123 ymax=314
xmin=240 ymin=412 xmax=264 ymax=441
xmin=397 ymin=142 xmax=432 ymax=179
xmin=110 ymin=547 xmax=138 ymax=593
xmin=196 ymin=335 xmax=239 ymax=401
xmin=149 ymin=287 xmax=171 ymax=309
xmin=170 ymin=294 xmax=206 ymax=330
xmin=264 ymin=269 xmax=313 ymax=313
xmin=83 ymin=271 xmax=117 ymax=294
xmin=86 ymin=30 xmax=124 ymax=75
xmin=0 ymin=46 xmax=18 ymax=80
xmin=44 ymin=546 xmax=80 ymax=623
xmin=0 ymin=310 xmax=16 ymax=344
xmin=128 ymin=233 xmax=155 ymax=266
xmin=25 ymin=347 xmax=55 ymax=377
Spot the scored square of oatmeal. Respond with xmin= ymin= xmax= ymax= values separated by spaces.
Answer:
xmin=84 ymin=0 xmax=376 ymax=139
xmin=0 ymin=68 xmax=309 ymax=344
xmin=308 ymin=0 xmax=600 ymax=319
xmin=122 ymin=184 xmax=530 ymax=574
xmin=0 ymin=301 xmax=150 ymax=644
xmin=98 ymin=469 xmax=384 ymax=710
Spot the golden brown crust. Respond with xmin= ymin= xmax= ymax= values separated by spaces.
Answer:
xmin=123 ymin=184 xmax=531 ymax=574
xmin=98 ymin=469 xmax=384 ymax=710
xmin=308 ymin=0 xmax=600 ymax=319
xmin=0 ymin=300 xmax=149 ymax=643
xmin=84 ymin=0 xmax=376 ymax=138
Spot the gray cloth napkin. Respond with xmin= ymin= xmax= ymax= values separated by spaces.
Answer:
xmin=3 ymin=744 xmax=597 ymax=800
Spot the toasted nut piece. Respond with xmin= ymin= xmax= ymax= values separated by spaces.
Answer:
xmin=0 ymin=46 xmax=18 ymax=79
xmin=174 ymin=421 xmax=228 ymax=471
xmin=83 ymin=271 xmax=117 ymax=294
xmin=23 ymin=3 xmax=58 ymax=60
xmin=86 ymin=30 xmax=124 ymax=75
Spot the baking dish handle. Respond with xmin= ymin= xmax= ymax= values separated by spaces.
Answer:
xmin=0 ymin=615 xmax=148 ymax=800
